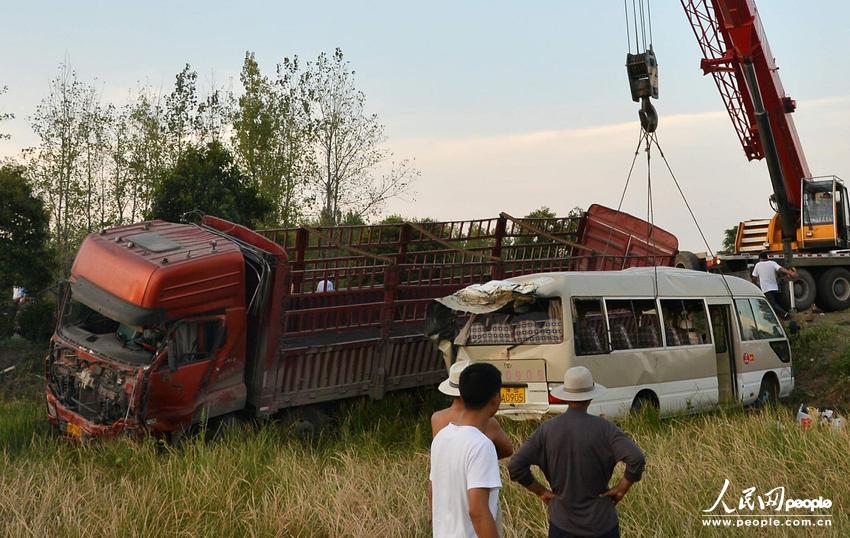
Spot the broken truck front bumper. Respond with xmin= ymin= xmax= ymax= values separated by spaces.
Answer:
xmin=46 ymin=389 xmax=140 ymax=440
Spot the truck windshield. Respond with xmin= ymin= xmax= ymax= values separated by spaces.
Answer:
xmin=59 ymin=294 xmax=163 ymax=365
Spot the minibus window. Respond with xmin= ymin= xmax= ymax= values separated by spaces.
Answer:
xmin=660 ymin=299 xmax=711 ymax=346
xmin=750 ymin=299 xmax=784 ymax=339
xmin=604 ymin=299 xmax=661 ymax=350
xmin=734 ymin=299 xmax=758 ymax=340
xmin=468 ymin=298 xmax=563 ymax=346
xmin=573 ymin=299 xmax=609 ymax=355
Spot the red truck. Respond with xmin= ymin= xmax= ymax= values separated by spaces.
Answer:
xmin=46 ymin=205 xmax=677 ymax=440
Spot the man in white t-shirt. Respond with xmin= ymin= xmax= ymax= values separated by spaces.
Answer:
xmin=752 ymin=252 xmax=797 ymax=319
xmin=429 ymin=362 xmax=503 ymax=538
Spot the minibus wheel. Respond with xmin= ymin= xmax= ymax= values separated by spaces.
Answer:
xmin=754 ymin=376 xmax=778 ymax=409
xmin=630 ymin=392 xmax=659 ymax=416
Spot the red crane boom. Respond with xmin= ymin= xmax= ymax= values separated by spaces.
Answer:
xmin=681 ymin=0 xmax=811 ymax=209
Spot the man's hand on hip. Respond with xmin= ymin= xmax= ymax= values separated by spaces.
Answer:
xmin=600 ymin=477 xmax=634 ymax=505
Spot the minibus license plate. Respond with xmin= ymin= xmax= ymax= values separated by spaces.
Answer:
xmin=66 ymin=422 xmax=82 ymax=438
xmin=501 ymin=387 xmax=526 ymax=404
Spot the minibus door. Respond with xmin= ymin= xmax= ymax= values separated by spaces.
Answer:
xmin=708 ymin=305 xmax=737 ymax=404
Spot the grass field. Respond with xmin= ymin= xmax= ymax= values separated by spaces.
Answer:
xmin=1 ymin=314 xmax=849 ymax=537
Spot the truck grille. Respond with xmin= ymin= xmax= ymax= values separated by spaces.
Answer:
xmin=47 ymin=348 xmax=129 ymax=424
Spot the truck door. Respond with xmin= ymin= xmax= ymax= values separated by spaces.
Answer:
xmin=708 ymin=304 xmax=737 ymax=405
xmin=144 ymin=316 xmax=226 ymax=430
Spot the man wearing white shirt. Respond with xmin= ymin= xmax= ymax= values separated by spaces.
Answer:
xmin=429 ymin=362 xmax=503 ymax=538
xmin=752 ymin=252 xmax=797 ymax=319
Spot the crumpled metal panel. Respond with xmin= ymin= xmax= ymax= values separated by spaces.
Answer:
xmin=435 ymin=279 xmax=546 ymax=314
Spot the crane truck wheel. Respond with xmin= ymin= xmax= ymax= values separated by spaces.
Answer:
xmin=814 ymin=268 xmax=850 ymax=312
xmin=674 ymin=251 xmax=701 ymax=270
xmin=780 ymin=267 xmax=816 ymax=312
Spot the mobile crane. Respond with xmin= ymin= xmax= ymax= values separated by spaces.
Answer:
xmin=675 ymin=0 xmax=850 ymax=312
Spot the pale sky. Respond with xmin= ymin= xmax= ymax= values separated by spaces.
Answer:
xmin=1 ymin=1 xmax=848 ymax=252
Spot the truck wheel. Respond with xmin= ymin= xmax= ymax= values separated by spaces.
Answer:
xmin=815 ymin=268 xmax=850 ymax=312
xmin=674 ymin=251 xmax=701 ymax=270
xmin=780 ymin=267 xmax=816 ymax=311
xmin=293 ymin=406 xmax=332 ymax=444
xmin=167 ymin=424 xmax=192 ymax=446
xmin=210 ymin=413 xmax=243 ymax=441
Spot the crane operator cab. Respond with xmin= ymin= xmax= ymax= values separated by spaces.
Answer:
xmin=800 ymin=176 xmax=849 ymax=250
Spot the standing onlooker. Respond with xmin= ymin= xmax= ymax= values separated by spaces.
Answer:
xmin=508 ymin=366 xmax=645 ymax=538
xmin=432 ymin=360 xmax=513 ymax=459
xmin=430 ymin=362 xmax=503 ymax=538
xmin=751 ymin=252 xmax=797 ymax=319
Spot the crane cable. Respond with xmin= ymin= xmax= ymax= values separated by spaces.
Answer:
xmin=650 ymin=132 xmax=735 ymax=298
xmin=643 ymin=131 xmax=659 ymax=299
xmin=625 ymin=0 xmax=653 ymax=53
xmin=604 ymin=126 xmax=736 ymax=307
xmin=619 ymin=1 xmax=733 ymax=299
xmin=598 ymin=128 xmax=647 ymax=270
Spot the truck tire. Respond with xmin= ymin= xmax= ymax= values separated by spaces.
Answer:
xmin=293 ymin=406 xmax=333 ymax=444
xmin=815 ymin=267 xmax=850 ymax=312
xmin=674 ymin=251 xmax=701 ymax=270
xmin=780 ymin=267 xmax=816 ymax=312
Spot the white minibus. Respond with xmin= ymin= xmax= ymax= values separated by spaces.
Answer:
xmin=434 ymin=267 xmax=794 ymax=419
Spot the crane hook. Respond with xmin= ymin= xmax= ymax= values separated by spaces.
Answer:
xmin=639 ymin=97 xmax=658 ymax=133
xmin=627 ymin=48 xmax=659 ymax=132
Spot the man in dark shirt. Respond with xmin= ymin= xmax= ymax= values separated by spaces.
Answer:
xmin=508 ymin=366 xmax=646 ymax=538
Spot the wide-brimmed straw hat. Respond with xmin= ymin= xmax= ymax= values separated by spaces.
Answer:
xmin=438 ymin=360 xmax=471 ymax=396
xmin=551 ymin=366 xmax=606 ymax=401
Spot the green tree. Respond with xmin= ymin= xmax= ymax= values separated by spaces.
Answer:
xmin=165 ymin=64 xmax=198 ymax=161
xmin=0 ymin=164 xmax=53 ymax=294
xmin=304 ymin=48 xmax=418 ymax=225
xmin=514 ymin=206 xmax=583 ymax=245
xmin=196 ymin=86 xmax=227 ymax=144
xmin=717 ymin=225 xmax=738 ymax=255
xmin=25 ymin=63 xmax=99 ymax=271
xmin=0 ymin=85 xmax=12 ymax=140
xmin=78 ymin=93 xmax=112 ymax=233
xmin=232 ymin=52 xmax=312 ymax=227
xmin=147 ymin=140 xmax=272 ymax=227
xmin=125 ymin=87 xmax=168 ymax=222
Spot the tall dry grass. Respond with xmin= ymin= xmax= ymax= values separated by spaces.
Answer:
xmin=0 ymin=392 xmax=847 ymax=537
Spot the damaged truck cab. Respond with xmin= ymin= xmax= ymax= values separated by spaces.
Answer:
xmin=46 ymin=217 xmax=280 ymax=439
